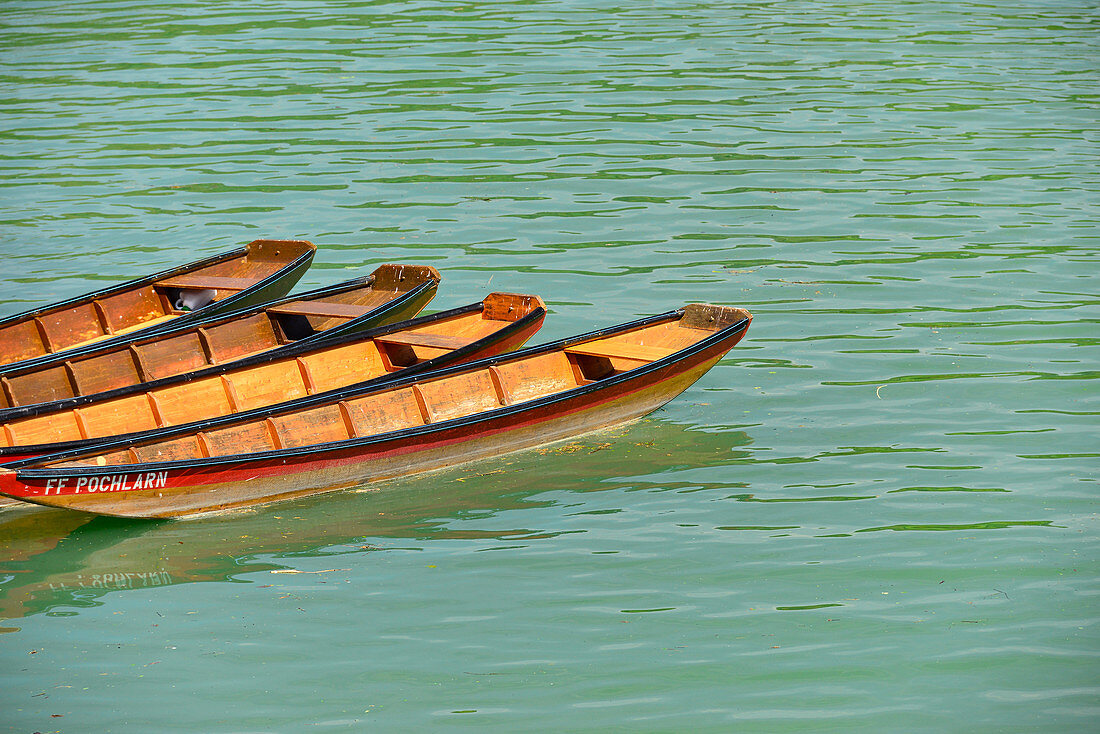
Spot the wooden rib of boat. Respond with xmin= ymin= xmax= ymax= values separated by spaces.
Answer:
xmin=0 ymin=239 xmax=316 ymax=370
xmin=0 ymin=304 xmax=751 ymax=518
xmin=0 ymin=292 xmax=546 ymax=465
xmin=0 ymin=264 xmax=441 ymax=411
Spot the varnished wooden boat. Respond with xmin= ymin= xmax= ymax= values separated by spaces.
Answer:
xmin=0 ymin=239 xmax=316 ymax=370
xmin=0 ymin=304 xmax=750 ymax=518
xmin=0 ymin=264 xmax=441 ymax=410
xmin=0 ymin=292 xmax=546 ymax=464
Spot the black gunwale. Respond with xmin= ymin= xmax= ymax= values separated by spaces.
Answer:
xmin=0 ymin=271 xmax=442 ymax=420
xmin=130 ymin=245 xmax=316 ymax=331
xmin=0 ymin=301 xmax=548 ymax=461
xmin=299 ymin=275 xmax=438 ymax=344
xmin=0 ymin=279 xmax=456 ymax=423
xmin=9 ymin=311 xmax=749 ymax=477
xmin=0 ymin=245 xmax=316 ymax=372
xmin=0 ymin=272 xmax=376 ymax=384
xmin=0 ymin=247 xmax=246 ymax=327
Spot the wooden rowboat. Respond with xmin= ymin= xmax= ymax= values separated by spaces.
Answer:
xmin=0 ymin=239 xmax=316 ymax=370
xmin=0 ymin=304 xmax=750 ymax=518
xmin=0 ymin=292 xmax=546 ymax=464
xmin=0 ymin=264 xmax=441 ymax=410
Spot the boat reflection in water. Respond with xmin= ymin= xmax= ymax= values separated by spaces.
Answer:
xmin=0 ymin=421 xmax=751 ymax=632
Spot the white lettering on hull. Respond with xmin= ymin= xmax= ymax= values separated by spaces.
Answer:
xmin=39 ymin=471 xmax=169 ymax=495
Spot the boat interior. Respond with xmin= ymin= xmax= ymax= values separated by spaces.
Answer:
xmin=0 ymin=292 xmax=547 ymax=451
xmin=0 ymin=264 xmax=439 ymax=410
xmin=39 ymin=304 xmax=749 ymax=469
xmin=0 ymin=239 xmax=314 ymax=365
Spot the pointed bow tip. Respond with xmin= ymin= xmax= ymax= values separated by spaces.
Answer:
xmin=683 ymin=304 xmax=753 ymax=332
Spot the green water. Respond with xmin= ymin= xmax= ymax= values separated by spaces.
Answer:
xmin=1 ymin=0 xmax=1097 ymax=730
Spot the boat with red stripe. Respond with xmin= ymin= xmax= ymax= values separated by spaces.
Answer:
xmin=0 ymin=304 xmax=751 ymax=518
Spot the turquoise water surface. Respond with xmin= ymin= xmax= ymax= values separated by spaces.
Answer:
xmin=1 ymin=0 xmax=1097 ymax=731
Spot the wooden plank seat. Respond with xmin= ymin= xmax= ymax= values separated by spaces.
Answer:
xmin=155 ymin=275 xmax=257 ymax=292
xmin=565 ymin=340 xmax=670 ymax=364
xmin=265 ymin=301 xmax=376 ymax=319
xmin=97 ymin=314 xmax=177 ymax=338
xmin=374 ymin=331 xmax=472 ymax=350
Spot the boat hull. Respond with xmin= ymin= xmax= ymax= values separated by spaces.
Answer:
xmin=0 ymin=345 xmax=724 ymax=518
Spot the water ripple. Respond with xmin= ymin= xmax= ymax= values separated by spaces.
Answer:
xmin=2 ymin=0 xmax=1098 ymax=731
